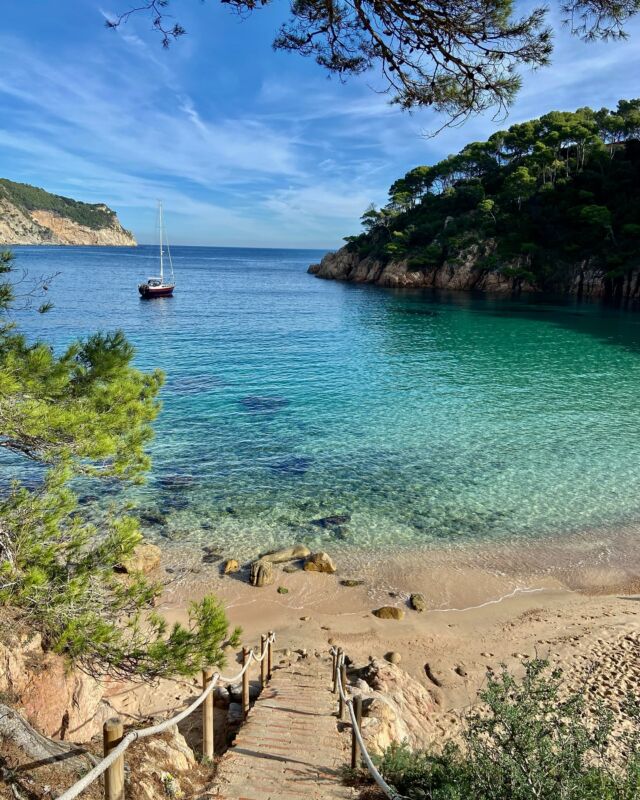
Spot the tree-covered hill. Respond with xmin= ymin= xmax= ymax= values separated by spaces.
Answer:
xmin=322 ymin=100 xmax=640 ymax=299
xmin=0 ymin=178 xmax=117 ymax=230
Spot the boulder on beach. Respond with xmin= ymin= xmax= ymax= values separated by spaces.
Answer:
xmin=303 ymin=552 xmax=336 ymax=574
xmin=410 ymin=593 xmax=426 ymax=612
xmin=385 ymin=652 xmax=402 ymax=664
xmin=117 ymin=542 xmax=162 ymax=574
xmin=250 ymin=559 xmax=274 ymax=587
xmin=223 ymin=559 xmax=240 ymax=574
xmin=373 ymin=606 xmax=405 ymax=621
xmin=260 ymin=544 xmax=311 ymax=563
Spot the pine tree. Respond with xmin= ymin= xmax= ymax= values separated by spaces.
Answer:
xmin=0 ymin=251 xmax=240 ymax=680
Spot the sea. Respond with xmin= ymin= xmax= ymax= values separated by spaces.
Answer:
xmin=5 ymin=245 xmax=640 ymax=562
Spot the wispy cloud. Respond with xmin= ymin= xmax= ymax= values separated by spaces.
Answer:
xmin=0 ymin=4 xmax=638 ymax=247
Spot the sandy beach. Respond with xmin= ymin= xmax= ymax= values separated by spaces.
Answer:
xmin=113 ymin=523 xmax=640 ymax=746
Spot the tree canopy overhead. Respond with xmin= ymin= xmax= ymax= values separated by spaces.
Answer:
xmin=107 ymin=0 xmax=640 ymax=118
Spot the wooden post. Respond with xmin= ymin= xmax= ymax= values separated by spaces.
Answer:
xmin=267 ymin=631 xmax=273 ymax=682
xmin=332 ymin=649 xmax=341 ymax=693
xmin=351 ymin=695 xmax=363 ymax=768
xmin=242 ymin=647 xmax=250 ymax=719
xmin=338 ymin=663 xmax=347 ymax=720
xmin=260 ymin=634 xmax=267 ymax=689
xmin=202 ymin=668 xmax=214 ymax=761
xmin=103 ymin=717 xmax=125 ymax=800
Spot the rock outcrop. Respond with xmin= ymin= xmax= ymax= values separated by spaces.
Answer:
xmin=309 ymin=245 xmax=640 ymax=299
xmin=351 ymin=658 xmax=438 ymax=752
xmin=0 ymin=626 xmax=112 ymax=742
xmin=0 ymin=182 xmax=136 ymax=246
xmin=250 ymin=559 xmax=274 ymax=587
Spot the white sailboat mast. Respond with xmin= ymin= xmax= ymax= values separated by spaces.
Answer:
xmin=158 ymin=201 xmax=164 ymax=282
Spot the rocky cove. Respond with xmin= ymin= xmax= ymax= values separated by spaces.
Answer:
xmin=308 ymin=245 xmax=640 ymax=300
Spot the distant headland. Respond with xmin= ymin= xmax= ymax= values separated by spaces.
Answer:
xmin=0 ymin=178 xmax=136 ymax=246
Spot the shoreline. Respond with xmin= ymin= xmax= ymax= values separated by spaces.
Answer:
xmin=115 ymin=525 xmax=640 ymax=743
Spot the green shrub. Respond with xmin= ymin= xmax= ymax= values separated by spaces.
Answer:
xmin=374 ymin=660 xmax=640 ymax=800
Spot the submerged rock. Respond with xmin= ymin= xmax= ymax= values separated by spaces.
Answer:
xmin=250 ymin=559 xmax=274 ymax=587
xmin=340 ymin=579 xmax=365 ymax=587
xmin=202 ymin=547 xmax=223 ymax=564
xmin=260 ymin=544 xmax=311 ymax=563
xmin=239 ymin=395 xmax=289 ymax=413
xmin=311 ymin=514 xmax=351 ymax=528
xmin=303 ymin=552 xmax=336 ymax=574
xmin=157 ymin=474 xmax=195 ymax=490
xmin=269 ymin=456 xmax=313 ymax=476
xmin=277 ymin=586 xmax=289 ymax=594
xmin=139 ymin=509 xmax=167 ymax=527
xmin=372 ymin=606 xmax=404 ymax=621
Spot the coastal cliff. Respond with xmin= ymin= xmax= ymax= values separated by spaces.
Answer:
xmin=309 ymin=246 xmax=640 ymax=298
xmin=0 ymin=179 xmax=136 ymax=246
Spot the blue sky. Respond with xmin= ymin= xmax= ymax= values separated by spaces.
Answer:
xmin=1 ymin=1 xmax=640 ymax=248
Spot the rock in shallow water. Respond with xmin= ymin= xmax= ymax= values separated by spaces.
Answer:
xmin=250 ymin=559 xmax=274 ymax=587
xmin=410 ymin=593 xmax=426 ymax=612
xmin=311 ymin=514 xmax=351 ymax=528
xmin=260 ymin=544 xmax=311 ymax=563
xmin=303 ymin=552 xmax=336 ymax=574
xmin=223 ymin=559 xmax=240 ymax=574
xmin=117 ymin=542 xmax=162 ymax=574
xmin=269 ymin=456 xmax=313 ymax=476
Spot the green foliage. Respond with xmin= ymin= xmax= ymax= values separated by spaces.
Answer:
xmin=351 ymin=98 xmax=640 ymax=297
xmin=0 ymin=179 xmax=117 ymax=230
xmin=374 ymin=660 xmax=640 ymax=800
xmin=0 ymin=254 xmax=240 ymax=680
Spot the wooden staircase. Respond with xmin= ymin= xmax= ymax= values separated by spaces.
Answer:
xmin=211 ymin=655 xmax=356 ymax=800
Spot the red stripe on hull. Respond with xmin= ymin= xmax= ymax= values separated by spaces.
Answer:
xmin=139 ymin=285 xmax=175 ymax=298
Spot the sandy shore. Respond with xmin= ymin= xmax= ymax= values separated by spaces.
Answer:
xmin=111 ymin=523 xmax=640 ymax=743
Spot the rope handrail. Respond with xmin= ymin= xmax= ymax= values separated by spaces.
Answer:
xmin=58 ymin=632 xmax=276 ymax=800
xmin=330 ymin=647 xmax=404 ymax=800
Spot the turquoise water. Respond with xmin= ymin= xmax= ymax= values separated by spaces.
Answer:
xmin=6 ymin=245 xmax=640 ymax=559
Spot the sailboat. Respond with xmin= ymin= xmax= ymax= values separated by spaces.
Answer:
xmin=138 ymin=202 xmax=176 ymax=298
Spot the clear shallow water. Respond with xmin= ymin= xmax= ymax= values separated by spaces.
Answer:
xmin=6 ymin=245 xmax=640 ymax=559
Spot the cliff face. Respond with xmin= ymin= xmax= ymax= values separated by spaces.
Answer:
xmin=0 ymin=184 xmax=136 ymax=247
xmin=309 ymin=246 xmax=640 ymax=300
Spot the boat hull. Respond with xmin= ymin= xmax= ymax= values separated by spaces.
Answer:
xmin=139 ymin=284 xmax=175 ymax=298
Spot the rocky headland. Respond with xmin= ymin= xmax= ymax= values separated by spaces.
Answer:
xmin=309 ymin=245 xmax=640 ymax=298
xmin=0 ymin=179 xmax=136 ymax=246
